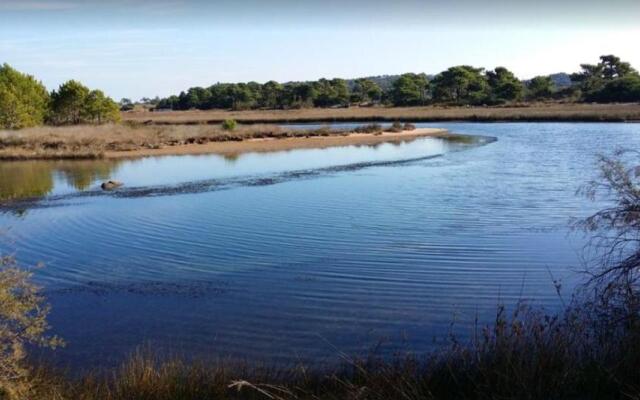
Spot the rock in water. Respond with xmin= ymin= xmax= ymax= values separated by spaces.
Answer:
xmin=101 ymin=180 xmax=123 ymax=190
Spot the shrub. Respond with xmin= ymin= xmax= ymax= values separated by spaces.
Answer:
xmin=0 ymin=256 xmax=63 ymax=399
xmin=386 ymin=121 xmax=405 ymax=132
xmin=221 ymin=119 xmax=237 ymax=131
xmin=353 ymin=123 xmax=383 ymax=134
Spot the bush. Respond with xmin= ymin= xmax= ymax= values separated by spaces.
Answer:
xmin=354 ymin=123 xmax=383 ymax=134
xmin=0 ymin=256 xmax=63 ymax=399
xmin=221 ymin=119 xmax=237 ymax=131
xmin=403 ymin=122 xmax=416 ymax=131
xmin=386 ymin=121 xmax=403 ymax=132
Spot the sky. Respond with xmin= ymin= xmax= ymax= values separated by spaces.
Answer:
xmin=1 ymin=0 xmax=639 ymax=100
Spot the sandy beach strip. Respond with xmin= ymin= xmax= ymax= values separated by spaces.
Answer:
xmin=104 ymin=128 xmax=449 ymax=158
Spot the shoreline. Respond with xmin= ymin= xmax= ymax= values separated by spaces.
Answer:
xmin=104 ymin=128 xmax=450 ymax=158
xmin=0 ymin=127 xmax=450 ymax=161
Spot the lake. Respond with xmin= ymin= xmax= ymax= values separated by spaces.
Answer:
xmin=0 ymin=122 xmax=637 ymax=369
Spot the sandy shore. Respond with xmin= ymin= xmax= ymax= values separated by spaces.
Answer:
xmin=104 ymin=128 xmax=449 ymax=158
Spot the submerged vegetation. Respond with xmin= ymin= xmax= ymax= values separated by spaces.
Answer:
xmin=1 ymin=150 xmax=639 ymax=399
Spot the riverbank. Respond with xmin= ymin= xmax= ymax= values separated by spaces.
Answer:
xmin=123 ymin=103 xmax=640 ymax=124
xmin=0 ymin=124 xmax=447 ymax=160
xmin=106 ymin=128 xmax=449 ymax=158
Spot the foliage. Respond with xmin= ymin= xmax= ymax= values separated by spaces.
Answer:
xmin=221 ymin=119 xmax=237 ymax=131
xmin=49 ymin=80 xmax=90 ymax=125
xmin=49 ymin=81 xmax=120 ymax=125
xmin=571 ymin=55 xmax=640 ymax=103
xmin=152 ymin=54 xmax=639 ymax=110
xmin=313 ymin=78 xmax=350 ymax=107
xmin=351 ymin=78 xmax=383 ymax=104
xmin=0 ymin=256 xmax=63 ymax=399
xmin=389 ymin=73 xmax=429 ymax=106
xmin=588 ymin=75 xmax=640 ymax=103
xmin=527 ymin=76 xmax=556 ymax=100
xmin=83 ymin=90 xmax=121 ymax=124
xmin=486 ymin=67 xmax=524 ymax=103
xmin=0 ymin=64 xmax=49 ymax=129
xmin=431 ymin=65 xmax=489 ymax=105
xmin=576 ymin=149 xmax=640 ymax=322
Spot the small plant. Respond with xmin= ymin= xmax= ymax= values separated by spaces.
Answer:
xmin=221 ymin=119 xmax=237 ymax=131
xmin=0 ymin=256 xmax=63 ymax=399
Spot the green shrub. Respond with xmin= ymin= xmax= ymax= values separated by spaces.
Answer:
xmin=221 ymin=119 xmax=237 ymax=131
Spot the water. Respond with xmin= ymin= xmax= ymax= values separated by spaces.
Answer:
xmin=0 ymin=122 xmax=637 ymax=369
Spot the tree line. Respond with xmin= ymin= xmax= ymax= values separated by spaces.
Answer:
xmin=0 ymin=63 xmax=120 ymax=129
xmin=153 ymin=55 xmax=640 ymax=111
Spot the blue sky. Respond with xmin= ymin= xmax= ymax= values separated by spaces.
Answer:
xmin=1 ymin=0 xmax=639 ymax=100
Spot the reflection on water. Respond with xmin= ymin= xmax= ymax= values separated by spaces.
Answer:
xmin=55 ymin=160 xmax=120 ymax=190
xmin=0 ymin=159 xmax=120 ymax=201
xmin=0 ymin=135 xmax=481 ymax=207
xmin=0 ymin=162 xmax=54 ymax=201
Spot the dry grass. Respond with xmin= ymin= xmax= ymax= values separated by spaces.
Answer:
xmin=0 ymin=124 xmax=351 ymax=160
xmin=123 ymin=103 xmax=640 ymax=124
xmin=0 ymin=124 xmax=450 ymax=160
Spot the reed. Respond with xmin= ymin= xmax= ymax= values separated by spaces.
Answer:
xmin=122 ymin=103 xmax=640 ymax=124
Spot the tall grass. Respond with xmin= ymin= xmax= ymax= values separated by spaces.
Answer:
xmin=122 ymin=103 xmax=640 ymax=124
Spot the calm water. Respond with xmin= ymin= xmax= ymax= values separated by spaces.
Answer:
xmin=0 ymin=122 xmax=637 ymax=369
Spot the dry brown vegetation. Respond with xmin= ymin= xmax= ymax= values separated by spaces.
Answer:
xmin=0 ymin=124 xmax=448 ymax=160
xmin=124 ymin=103 xmax=640 ymax=124
xmin=0 ymin=124 xmax=342 ymax=160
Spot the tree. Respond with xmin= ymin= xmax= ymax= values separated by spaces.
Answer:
xmin=260 ymin=81 xmax=283 ymax=109
xmin=0 ymin=64 xmax=49 ymax=129
xmin=49 ymin=80 xmax=90 ymax=125
xmin=390 ymin=73 xmax=429 ymax=106
xmin=527 ymin=76 xmax=556 ymax=100
xmin=313 ymin=78 xmax=350 ymax=107
xmin=431 ymin=66 xmax=489 ymax=105
xmin=50 ymin=81 xmax=120 ymax=125
xmin=119 ymin=98 xmax=134 ymax=111
xmin=571 ymin=55 xmax=639 ymax=102
xmin=486 ymin=67 xmax=524 ymax=103
xmin=352 ymin=78 xmax=383 ymax=104
xmin=589 ymin=75 xmax=640 ymax=103
xmin=282 ymin=82 xmax=316 ymax=108
xmin=576 ymin=149 xmax=640 ymax=322
xmin=83 ymin=90 xmax=121 ymax=124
